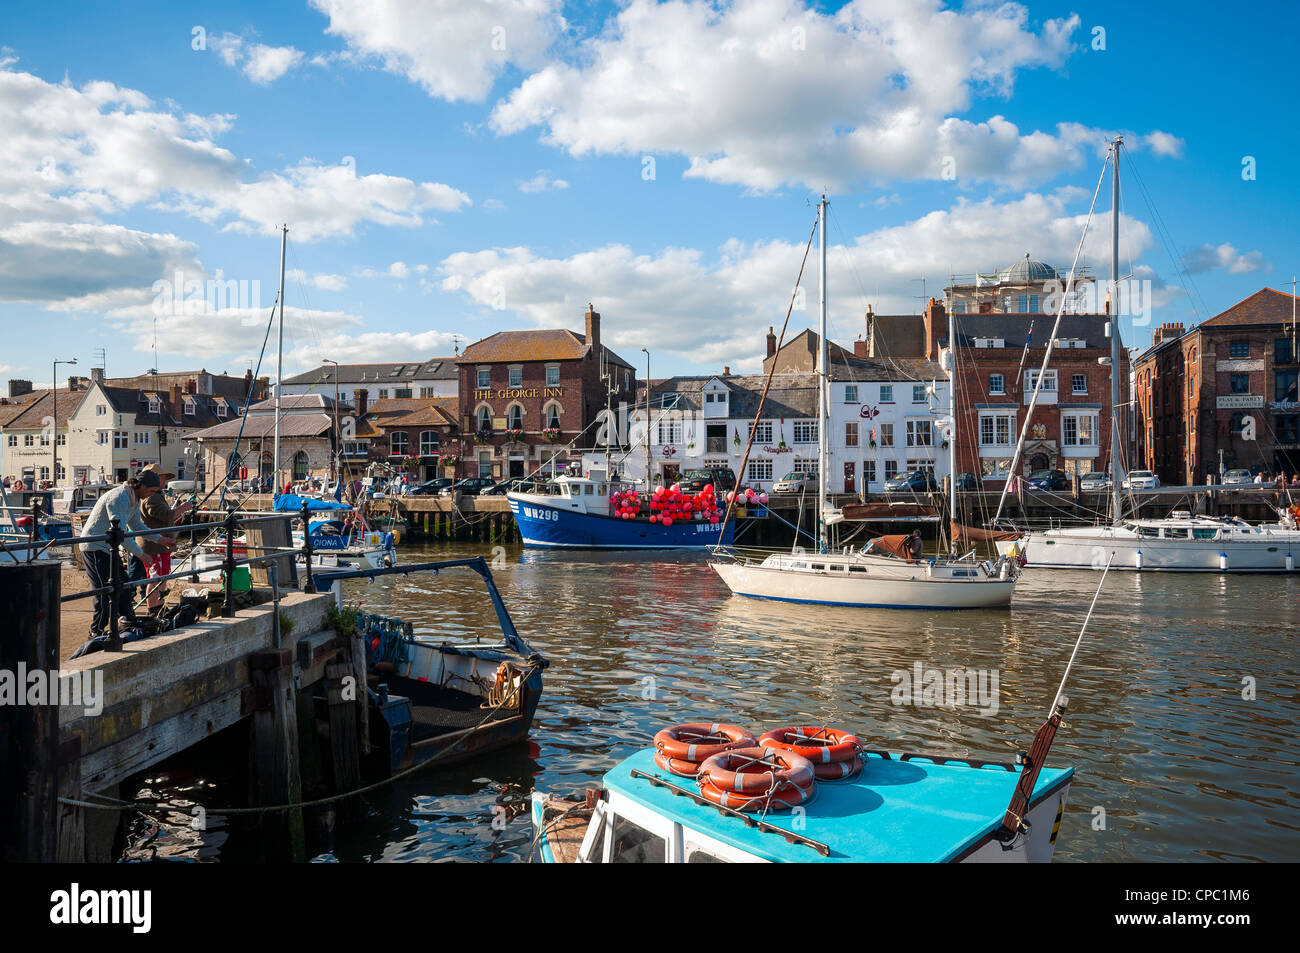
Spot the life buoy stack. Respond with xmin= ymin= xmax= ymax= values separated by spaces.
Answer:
xmin=653 ymin=723 xmax=755 ymax=777
xmin=760 ymin=726 xmax=864 ymax=781
xmin=696 ymin=746 xmax=815 ymax=813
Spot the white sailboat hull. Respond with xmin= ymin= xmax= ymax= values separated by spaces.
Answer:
xmin=998 ymin=524 xmax=1300 ymax=572
xmin=711 ymin=557 xmax=1016 ymax=609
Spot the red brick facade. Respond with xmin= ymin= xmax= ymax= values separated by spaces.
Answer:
xmin=1133 ymin=289 xmax=1300 ymax=483
xmin=454 ymin=307 xmax=636 ymax=479
xmin=923 ymin=299 xmax=1128 ymax=484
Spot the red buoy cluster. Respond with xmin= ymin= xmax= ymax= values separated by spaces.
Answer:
xmin=725 ymin=487 xmax=770 ymax=506
xmin=648 ymin=483 xmax=723 ymax=526
xmin=652 ymin=721 xmax=864 ymax=815
xmin=611 ymin=489 xmax=643 ymax=520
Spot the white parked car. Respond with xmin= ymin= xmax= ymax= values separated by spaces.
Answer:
xmin=1222 ymin=469 xmax=1252 ymax=485
xmin=1079 ymin=472 xmax=1111 ymax=492
xmin=1121 ymin=470 xmax=1161 ymax=490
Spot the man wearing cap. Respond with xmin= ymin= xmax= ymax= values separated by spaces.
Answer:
xmin=137 ymin=464 xmax=193 ymax=611
xmin=79 ymin=472 xmax=160 ymax=638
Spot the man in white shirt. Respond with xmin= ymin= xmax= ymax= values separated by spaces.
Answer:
xmin=79 ymin=472 xmax=161 ymax=638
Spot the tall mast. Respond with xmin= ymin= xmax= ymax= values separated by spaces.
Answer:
xmin=1109 ymin=140 xmax=1122 ymax=523
xmin=818 ymin=195 xmax=829 ymax=553
xmin=949 ymin=304 xmax=958 ymax=535
xmin=273 ymin=224 xmax=287 ymax=498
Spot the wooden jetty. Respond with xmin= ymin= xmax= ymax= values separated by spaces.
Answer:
xmin=1 ymin=560 xmax=362 ymax=863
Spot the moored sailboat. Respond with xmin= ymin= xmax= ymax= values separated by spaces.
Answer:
xmin=710 ymin=197 xmax=1018 ymax=608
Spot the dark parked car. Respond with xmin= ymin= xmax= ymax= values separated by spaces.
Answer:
xmin=447 ymin=478 xmax=496 ymax=497
xmin=951 ymin=472 xmax=979 ymax=492
xmin=680 ymin=467 xmax=737 ymax=494
xmin=484 ymin=478 xmax=550 ymax=496
xmin=884 ymin=470 xmax=939 ymax=493
xmin=1027 ymin=468 xmax=1070 ymax=491
xmin=410 ymin=478 xmax=455 ymax=495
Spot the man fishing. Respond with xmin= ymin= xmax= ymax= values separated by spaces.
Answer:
xmin=78 ymin=470 xmax=160 ymax=639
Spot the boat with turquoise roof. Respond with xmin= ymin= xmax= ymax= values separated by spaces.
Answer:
xmin=532 ymin=742 xmax=1072 ymax=863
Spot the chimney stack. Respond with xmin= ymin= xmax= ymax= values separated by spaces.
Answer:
xmin=585 ymin=303 xmax=600 ymax=356
xmin=766 ymin=326 xmax=777 ymax=359
xmin=357 ymin=388 xmax=369 ymax=417
xmin=90 ymin=368 xmax=104 ymax=384
xmin=7 ymin=379 xmax=33 ymax=398
xmin=723 ymin=366 xmax=731 ymax=377
xmin=922 ymin=298 xmax=946 ymax=361
xmin=854 ymin=338 xmax=866 ymax=358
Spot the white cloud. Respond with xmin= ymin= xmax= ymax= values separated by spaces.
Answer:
xmin=284 ymin=328 xmax=463 ymax=368
xmin=211 ymin=34 xmax=306 ymax=84
xmin=309 ymin=0 xmax=564 ymax=102
xmin=1184 ymin=243 xmax=1267 ymax=275
xmin=518 ymin=170 xmax=568 ymax=193
xmin=488 ymin=0 xmax=1111 ymax=190
xmin=287 ymin=269 xmax=348 ymax=291
xmin=437 ymin=189 xmax=1159 ymax=368
xmin=0 ymin=65 xmax=470 ymax=242
xmin=358 ymin=261 xmax=427 ymax=279
xmin=1143 ymin=130 xmax=1185 ymax=158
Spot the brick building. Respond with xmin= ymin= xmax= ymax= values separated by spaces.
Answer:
xmin=455 ymin=306 xmax=636 ymax=480
xmin=361 ymin=397 xmax=460 ymax=482
xmin=1133 ymin=288 xmax=1300 ymax=483
xmin=861 ymin=296 xmax=1126 ymax=485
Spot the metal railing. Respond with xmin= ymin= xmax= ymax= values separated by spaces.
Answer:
xmin=1 ymin=499 xmax=326 ymax=652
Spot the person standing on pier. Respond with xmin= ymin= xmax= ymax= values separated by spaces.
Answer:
xmin=136 ymin=464 xmax=192 ymax=611
xmin=78 ymin=471 xmax=160 ymax=637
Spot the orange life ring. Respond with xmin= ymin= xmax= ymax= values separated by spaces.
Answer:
xmin=698 ymin=777 xmax=812 ymax=813
xmin=697 ymin=746 xmax=815 ymax=794
xmin=760 ymin=726 xmax=862 ymax=764
xmin=813 ymin=754 xmax=864 ymax=781
xmin=653 ymin=750 xmax=711 ymax=777
xmin=653 ymin=722 xmax=755 ymax=765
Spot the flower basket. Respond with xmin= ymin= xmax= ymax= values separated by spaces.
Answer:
xmin=777 ymin=439 xmax=788 ymax=450
xmin=505 ymin=429 xmax=525 ymax=442
xmin=542 ymin=428 xmax=561 ymax=443
xmin=474 ymin=429 xmax=493 ymax=442
xmin=441 ymin=454 xmax=460 ymax=466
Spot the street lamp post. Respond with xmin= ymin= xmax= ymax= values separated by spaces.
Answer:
xmin=641 ymin=348 xmax=651 ymax=489
xmin=52 ymin=358 xmax=77 ymax=488
xmin=323 ymin=359 xmax=340 ymax=484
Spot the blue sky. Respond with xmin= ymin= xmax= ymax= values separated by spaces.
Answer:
xmin=1 ymin=0 xmax=1295 ymax=388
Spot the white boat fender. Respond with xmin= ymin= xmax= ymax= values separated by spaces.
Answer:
xmin=1287 ymin=553 xmax=1294 ymax=572
xmin=999 ymin=559 xmax=1010 ymax=580
xmin=1135 ymin=549 xmax=1143 ymax=571
xmin=1219 ymin=552 xmax=1228 ymax=572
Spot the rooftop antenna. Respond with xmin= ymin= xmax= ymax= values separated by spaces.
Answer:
xmin=92 ymin=348 xmax=106 ymax=370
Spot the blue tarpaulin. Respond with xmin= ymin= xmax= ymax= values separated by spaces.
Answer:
xmin=273 ymin=493 xmax=351 ymax=512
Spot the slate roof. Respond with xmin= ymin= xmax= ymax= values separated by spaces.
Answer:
xmin=1200 ymin=288 xmax=1299 ymax=328
xmin=650 ymin=375 xmax=819 ymax=419
xmin=183 ymin=414 xmax=336 ymax=441
xmin=0 ymin=390 xmax=83 ymax=431
xmin=281 ymin=358 xmax=458 ymax=386
xmin=947 ymin=313 xmax=1114 ymax=350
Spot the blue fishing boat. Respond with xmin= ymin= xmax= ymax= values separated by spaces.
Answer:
xmin=507 ymin=471 xmax=733 ymax=550
xmin=532 ymin=741 xmax=1072 ymax=863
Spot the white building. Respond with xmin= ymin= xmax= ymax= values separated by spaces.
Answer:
xmin=280 ymin=359 xmax=458 ymax=403
xmin=614 ymin=363 xmax=948 ymax=494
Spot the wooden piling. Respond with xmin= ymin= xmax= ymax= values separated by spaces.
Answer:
xmin=248 ymin=647 xmax=305 ymax=860
xmin=325 ymin=659 xmax=362 ymax=819
xmin=0 ymin=562 xmax=60 ymax=862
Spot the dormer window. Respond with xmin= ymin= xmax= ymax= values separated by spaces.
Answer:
xmin=216 ymin=402 xmax=228 ymax=418
xmin=184 ymin=398 xmax=195 ymax=416
xmin=148 ymin=397 xmax=160 ymax=414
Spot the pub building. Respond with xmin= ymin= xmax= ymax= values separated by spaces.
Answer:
xmin=454 ymin=305 xmax=637 ymax=481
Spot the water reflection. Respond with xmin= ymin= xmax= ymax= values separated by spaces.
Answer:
xmin=131 ymin=540 xmax=1300 ymax=862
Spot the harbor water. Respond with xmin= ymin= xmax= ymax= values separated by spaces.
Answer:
xmin=122 ymin=540 xmax=1299 ymax=862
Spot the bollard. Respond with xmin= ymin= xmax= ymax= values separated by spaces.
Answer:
xmin=107 ymin=516 xmax=123 ymax=651
xmin=27 ymin=499 xmax=40 ymax=562
xmin=300 ymin=500 xmax=316 ymax=594
xmin=222 ymin=505 xmax=237 ymax=617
